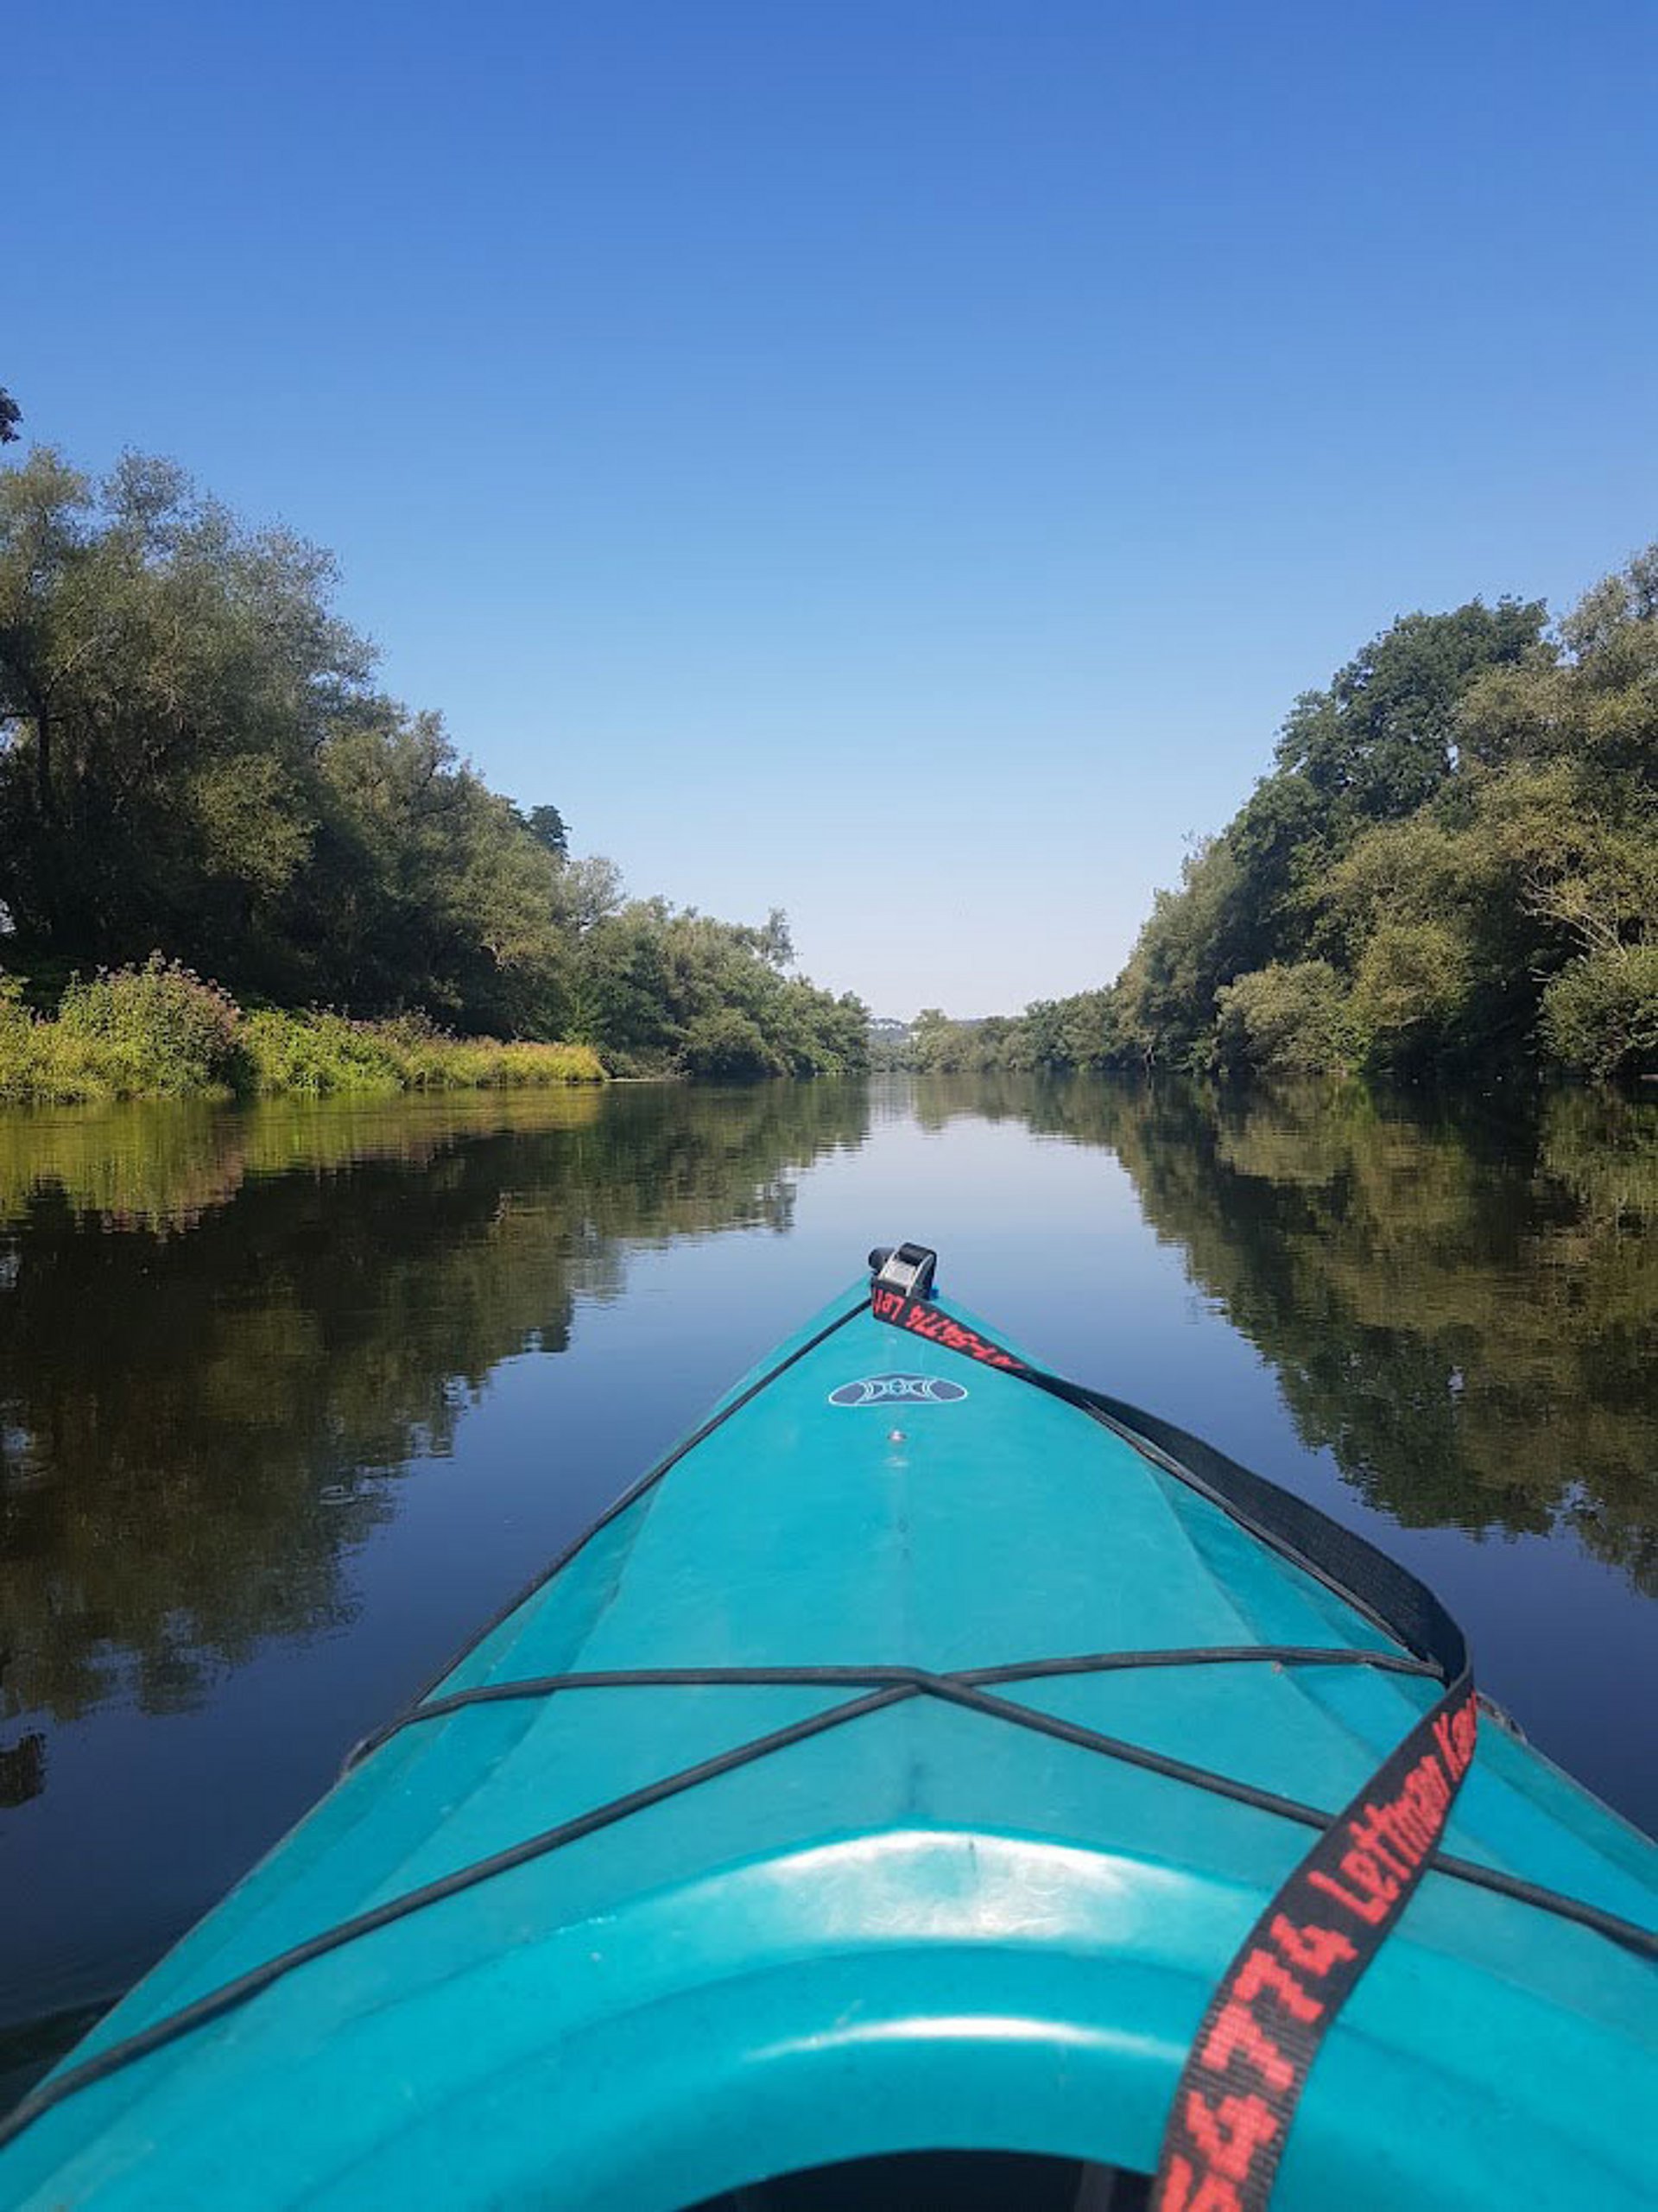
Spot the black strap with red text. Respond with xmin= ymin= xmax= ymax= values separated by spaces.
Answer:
xmin=870 ymin=1265 xmax=1481 ymax=2212
xmin=1150 ymin=1678 xmax=1477 ymax=2210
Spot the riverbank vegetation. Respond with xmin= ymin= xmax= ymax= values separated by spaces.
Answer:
xmin=908 ymin=549 xmax=1657 ymax=1082
xmin=0 ymin=959 xmax=604 ymax=1102
xmin=0 ymin=443 xmax=866 ymax=1095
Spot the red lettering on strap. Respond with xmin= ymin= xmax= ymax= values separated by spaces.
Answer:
xmin=1232 ymin=1946 xmax=1323 ymax=2025
xmin=1182 ymin=2090 xmax=1280 ymax=2183
xmin=1434 ymin=1699 xmax=1477 ymax=1779
xmin=1268 ymin=1914 xmax=1357 ymax=1979
xmin=1157 ymin=2158 xmax=1244 ymax=2212
xmin=1307 ymin=1852 xmax=1397 ymax=1924
xmin=873 ymin=1287 xmax=1025 ymax=1369
xmin=1199 ymin=2001 xmax=1294 ymax=2094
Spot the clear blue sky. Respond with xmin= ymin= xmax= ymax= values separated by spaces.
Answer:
xmin=9 ymin=1 xmax=1656 ymax=1016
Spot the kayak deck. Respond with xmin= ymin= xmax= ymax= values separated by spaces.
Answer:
xmin=3 ymin=1279 xmax=1654 ymax=2209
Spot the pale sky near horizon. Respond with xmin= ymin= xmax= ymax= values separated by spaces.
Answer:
xmin=9 ymin=1 xmax=1656 ymax=1017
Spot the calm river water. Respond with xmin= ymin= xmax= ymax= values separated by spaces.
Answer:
xmin=2 ymin=1074 xmax=1654 ymax=2103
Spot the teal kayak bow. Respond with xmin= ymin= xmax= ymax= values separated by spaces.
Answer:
xmin=1 ymin=1247 xmax=1653 ymax=2209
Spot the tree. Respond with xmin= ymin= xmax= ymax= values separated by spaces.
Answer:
xmin=0 ymin=387 xmax=19 ymax=443
xmin=1273 ymin=599 xmax=1547 ymax=821
xmin=1110 ymin=835 xmax=1251 ymax=1068
xmin=0 ymin=447 xmax=373 ymax=961
xmin=677 ymin=1007 xmax=783 ymax=1080
xmin=568 ymin=900 xmax=867 ymax=1074
xmin=0 ymin=446 xmax=96 ymax=832
xmin=551 ymin=852 xmax=624 ymax=937
xmin=1213 ymin=961 xmax=1358 ymax=1077
xmin=1540 ymin=947 xmax=1658 ymax=1079
xmin=756 ymin=906 xmax=794 ymax=970
xmin=0 ymin=447 xmax=581 ymax=1034
xmin=523 ymin=802 xmax=568 ymax=857
xmin=294 ymin=701 xmax=568 ymax=1026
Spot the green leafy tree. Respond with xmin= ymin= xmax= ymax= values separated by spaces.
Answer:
xmin=678 ymin=1007 xmax=784 ymax=1080
xmin=1540 ymin=947 xmax=1658 ymax=1078
xmin=1213 ymin=961 xmax=1358 ymax=1077
xmin=0 ymin=446 xmax=593 ymax=1042
xmin=0 ymin=449 xmax=372 ymax=961
xmin=522 ymin=802 xmax=569 ymax=857
xmin=1111 ymin=835 xmax=1251 ymax=1068
xmin=1273 ymin=599 xmax=1547 ymax=821
xmin=925 ymin=561 xmax=1650 ymax=1084
xmin=566 ymin=899 xmax=865 ymax=1076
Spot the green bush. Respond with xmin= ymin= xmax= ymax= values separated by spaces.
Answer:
xmin=56 ymin=956 xmax=243 ymax=1095
xmin=1212 ymin=961 xmax=1359 ymax=1077
xmin=239 ymin=1011 xmax=406 ymax=1095
xmin=240 ymin=1008 xmax=604 ymax=1095
xmin=0 ymin=969 xmax=605 ymax=1102
xmin=494 ymin=1041 xmax=606 ymax=1086
xmin=0 ymin=956 xmax=244 ymax=1100
xmin=0 ymin=979 xmax=128 ymax=1104
xmin=1351 ymin=922 xmax=1473 ymax=1075
xmin=0 ymin=976 xmax=39 ymax=1100
xmin=676 ymin=1009 xmax=786 ymax=1081
xmin=1539 ymin=947 xmax=1658 ymax=1080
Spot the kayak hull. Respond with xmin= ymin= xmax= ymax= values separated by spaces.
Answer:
xmin=4 ymin=1279 xmax=1654 ymax=2207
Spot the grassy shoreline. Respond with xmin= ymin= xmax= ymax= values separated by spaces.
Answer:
xmin=0 ymin=960 xmax=605 ymax=1103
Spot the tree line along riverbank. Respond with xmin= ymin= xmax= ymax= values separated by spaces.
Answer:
xmin=0 ymin=435 xmax=869 ymax=1099
xmin=4 ymin=419 xmax=1652 ymax=1099
xmin=900 ymin=548 xmax=1657 ymax=1085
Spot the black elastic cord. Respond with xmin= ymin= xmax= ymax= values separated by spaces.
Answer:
xmin=925 ymin=1676 xmax=1655 ymax=1954
xmin=3 ymin=1657 xmax=1649 ymax=2160
xmin=398 ymin=1296 xmax=869 ymax=1719
xmin=345 ymin=1644 xmax=1437 ymax=1769
xmin=0 ymin=1683 xmax=914 ymax=2158
xmin=342 ymin=1665 xmax=927 ymax=1766
xmin=971 ymin=1645 xmax=1436 ymax=1687
xmin=872 ymin=1271 xmax=1479 ymax=1687
xmin=345 ymin=1649 xmax=1652 ymax=1951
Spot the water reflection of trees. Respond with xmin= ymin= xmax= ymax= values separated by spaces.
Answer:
xmin=921 ymin=1074 xmax=1658 ymax=1593
xmin=0 ymin=1082 xmax=871 ymax=1733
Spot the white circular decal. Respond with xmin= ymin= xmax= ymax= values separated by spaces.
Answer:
xmin=827 ymin=1372 xmax=968 ymax=1407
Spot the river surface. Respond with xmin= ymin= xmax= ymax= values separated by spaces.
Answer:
xmin=2 ymin=1074 xmax=1654 ymax=2103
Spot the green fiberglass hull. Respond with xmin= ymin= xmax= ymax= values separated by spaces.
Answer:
xmin=3 ymin=1272 xmax=1654 ymax=2208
